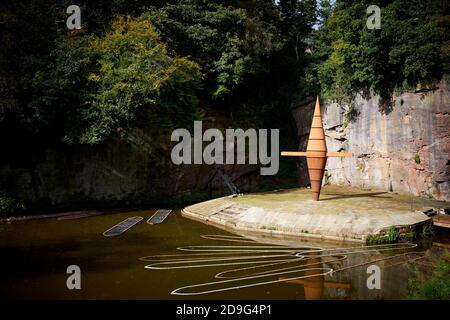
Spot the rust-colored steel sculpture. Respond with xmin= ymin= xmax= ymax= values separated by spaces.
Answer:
xmin=281 ymin=97 xmax=352 ymax=201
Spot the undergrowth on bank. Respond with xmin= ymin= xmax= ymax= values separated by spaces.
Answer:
xmin=366 ymin=226 xmax=400 ymax=245
xmin=366 ymin=224 xmax=434 ymax=245
xmin=407 ymin=251 xmax=450 ymax=300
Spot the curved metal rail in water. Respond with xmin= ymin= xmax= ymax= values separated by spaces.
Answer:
xmin=140 ymin=234 xmax=423 ymax=296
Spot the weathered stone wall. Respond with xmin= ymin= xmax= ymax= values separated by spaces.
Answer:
xmin=0 ymin=127 xmax=260 ymax=211
xmin=316 ymin=82 xmax=449 ymax=201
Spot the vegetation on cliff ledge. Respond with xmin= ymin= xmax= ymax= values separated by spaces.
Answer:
xmin=308 ymin=0 xmax=448 ymax=106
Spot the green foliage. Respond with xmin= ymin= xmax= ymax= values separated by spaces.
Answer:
xmin=404 ymin=232 xmax=417 ymax=242
xmin=421 ymin=225 xmax=434 ymax=238
xmin=408 ymin=252 xmax=450 ymax=300
xmin=0 ymin=192 xmax=25 ymax=215
xmin=0 ymin=1 xmax=312 ymax=213
xmin=139 ymin=0 xmax=312 ymax=146
xmin=37 ymin=17 xmax=202 ymax=144
xmin=366 ymin=226 xmax=399 ymax=244
xmin=143 ymin=0 xmax=281 ymax=100
xmin=310 ymin=0 xmax=448 ymax=105
xmin=1 ymin=0 xmax=311 ymax=147
xmin=342 ymin=103 xmax=359 ymax=128
xmin=367 ymin=224 xmax=434 ymax=244
xmin=387 ymin=226 xmax=400 ymax=241
xmin=414 ymin=153 xmax=421 ymax=164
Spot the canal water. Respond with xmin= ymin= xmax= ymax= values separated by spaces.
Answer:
xmin=0 ymin=209 xmax=440 ymax=299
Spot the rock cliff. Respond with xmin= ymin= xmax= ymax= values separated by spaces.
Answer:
xmin=0 ymin=128 xmax=261 ymax=211
xmin=293 ymin=82 xmax=449 ymax=201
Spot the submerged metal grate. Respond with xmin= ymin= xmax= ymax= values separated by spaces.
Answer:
xmin=103 ymin=216 xmax=143 ymax=237
xmin=147 ymin=209 xmax=173 ymax=225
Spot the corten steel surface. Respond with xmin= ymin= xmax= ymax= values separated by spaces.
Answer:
xmin=281 ymin=97 xmax=352 ymax=201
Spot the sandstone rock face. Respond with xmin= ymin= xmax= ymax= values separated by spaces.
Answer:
xmin=0 ymin=127 xmax=261 ymax=210
xmin=302 ymin=82 xmax=449 ymax=201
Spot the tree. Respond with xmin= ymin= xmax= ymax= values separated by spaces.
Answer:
xmin=310 ymin=0 xmax=447 ymax=106
xmin=35 ymin=17 xmax=202 ymax=144
xmin=144 ymin=0 xmax=279 ymax=100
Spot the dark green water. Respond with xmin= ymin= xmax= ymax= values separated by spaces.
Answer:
xmin=0 ymin=209 xmax=436 ymax=299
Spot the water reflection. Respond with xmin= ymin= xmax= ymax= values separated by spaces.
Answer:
xmin=0 ymin=210 xmax=441 ymax=299
xmin=281 ymin=252 xmax=351 ymax=300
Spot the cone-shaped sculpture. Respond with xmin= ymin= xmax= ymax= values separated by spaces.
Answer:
xmin=306 ymin=97 xmax=327 ymax=201
xmin=281 ymin=96 xmax=352 ymax=201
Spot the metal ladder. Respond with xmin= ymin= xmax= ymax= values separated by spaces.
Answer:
xmin=207 ymin=166 xmax=241 ymax=196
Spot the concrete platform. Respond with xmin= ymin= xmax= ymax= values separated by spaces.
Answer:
xmin=182 ymin=186 xmax=438 ymax=243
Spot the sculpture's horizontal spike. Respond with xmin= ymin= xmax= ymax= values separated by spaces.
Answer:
xmin=282 ymin=151 xmax=352 ymax=158
xmin=280 ymin=151 xmax=308 ymax=157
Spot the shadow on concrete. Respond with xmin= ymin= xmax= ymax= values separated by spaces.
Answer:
xmin=320 ymin=192 xmax=392 ymax=201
